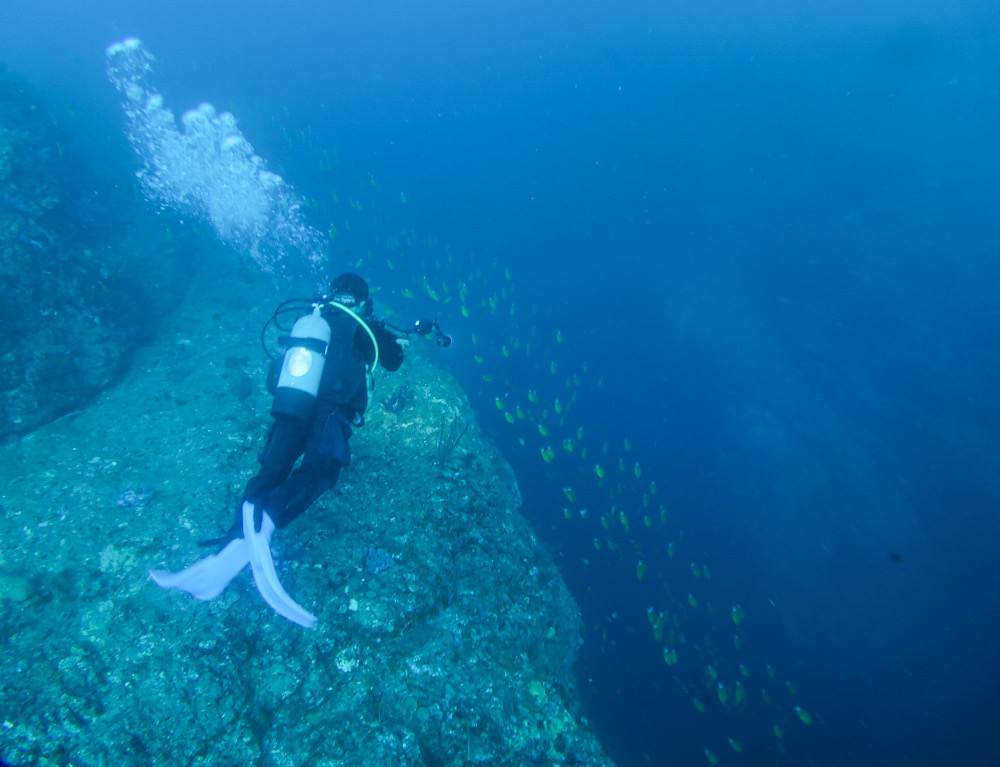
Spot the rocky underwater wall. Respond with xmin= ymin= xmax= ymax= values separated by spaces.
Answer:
xmin=0 ymin=71 xmax=208 ymax=440
xmin=0 ymin=263 xmax=615 ymax=767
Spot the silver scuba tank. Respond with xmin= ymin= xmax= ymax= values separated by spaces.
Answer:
xmin=270 ymin=305 xmax=331 ymax=420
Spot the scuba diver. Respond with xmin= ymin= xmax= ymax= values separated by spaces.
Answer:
xmin=237 ymin=271 xmax=404 ymax=540
xmin=151 ymin=272 xmax=450 ymax=628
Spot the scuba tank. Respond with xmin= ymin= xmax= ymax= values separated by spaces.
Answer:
xmin=271 ymin=305 xmax=331 ymax=420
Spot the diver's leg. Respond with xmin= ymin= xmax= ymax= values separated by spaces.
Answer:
xmin=258 ymin=466 xmax=339 ymax=529
xmin=258 ymin=411 xmax=350 ymax=528
xmin=243 ymin=416 xmax=308 ymax=502
xmin=202 ymin=417 xmax=307 ymax=547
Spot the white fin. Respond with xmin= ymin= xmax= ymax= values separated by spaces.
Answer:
xmin=150 ymin=537 xmax=250 ymax=601
xmin=242 ymin=502 xmax=317 ymax=629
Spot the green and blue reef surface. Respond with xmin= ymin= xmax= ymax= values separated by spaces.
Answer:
xmin=0 ymin=69 xmax=196 ymax=439
xmin=0 ymin=73 xmax=612 ymax=767
xmin=10 ymin=9 xmax=997 ymax=763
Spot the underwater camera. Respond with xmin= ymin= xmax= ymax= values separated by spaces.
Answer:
xmin=414 ymin=318 xmax=452 ymax=347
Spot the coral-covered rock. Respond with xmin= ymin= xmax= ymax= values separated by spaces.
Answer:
xmin=0 ymin=71 xmax=202 ymax=439
xmin=0 ymin=269 xmax=615 ymax=767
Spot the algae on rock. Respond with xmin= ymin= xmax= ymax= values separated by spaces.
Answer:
xmin=0 ymin=266 xmax=615 ymax=767
xmin=0 ymin=70 xmax=205 ymax=440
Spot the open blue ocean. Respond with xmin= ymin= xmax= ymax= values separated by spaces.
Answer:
xmin=3 ymin=1 xmax=998 ymax=765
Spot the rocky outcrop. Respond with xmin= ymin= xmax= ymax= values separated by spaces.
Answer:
xmin=0 ymin=268 xmax=615 ymax=767
xmin=0 ymin=71 xmax=203 ymax=439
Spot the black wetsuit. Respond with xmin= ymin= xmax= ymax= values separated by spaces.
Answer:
xmin=237 ymin=306 xmax=403 ymax=533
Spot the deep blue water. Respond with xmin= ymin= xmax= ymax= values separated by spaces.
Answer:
xmin=4 ymin=1 xmax=999 ymax=765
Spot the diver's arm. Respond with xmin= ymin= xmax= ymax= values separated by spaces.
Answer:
xmin=371 ymin=322 xmax=405 ymax=371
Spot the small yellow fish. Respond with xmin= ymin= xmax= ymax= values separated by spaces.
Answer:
xmin=734 ymin=681 xmax=747 ymax=706
xmin=717 ymin=683 xmax=729 ymax=705
xmin=652 ymin=615 xmax=664 ymax=642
